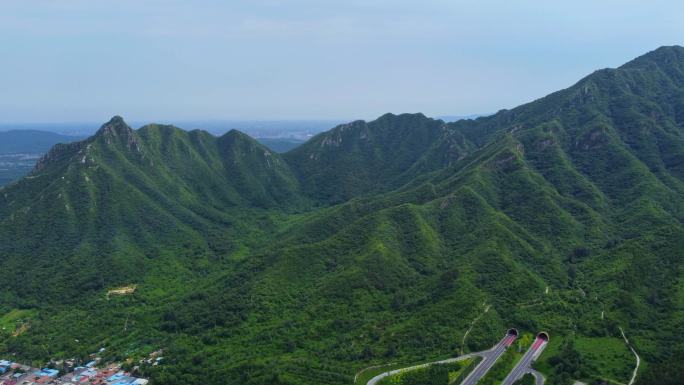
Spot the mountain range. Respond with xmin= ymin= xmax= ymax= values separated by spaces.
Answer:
xmin=1 ymin=46 xmax=684 ymax=385
xmin=0 ymin=129 xmax=306 ymax=188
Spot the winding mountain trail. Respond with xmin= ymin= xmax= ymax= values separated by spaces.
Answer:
xmin=619 ymin=327 xmax=640 ymax=385
xmin=460 ymin=304 xmax=490 ymax=355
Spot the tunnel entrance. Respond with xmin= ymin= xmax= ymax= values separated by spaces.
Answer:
xmin=537 ymin=332 xmax=549 ymax=341
xmin=507 ymin=328 xmax=519 ymax=336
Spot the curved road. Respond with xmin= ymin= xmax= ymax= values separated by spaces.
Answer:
xmin=366 ymin=331 xmax=518 ymax=385
xmin=619 ymin=327 xmax=640 ymax=385
xmin=528 ymin=369 xmax=546 ymax=385
xmin=366 ymin=353 xmax=478 ymax=385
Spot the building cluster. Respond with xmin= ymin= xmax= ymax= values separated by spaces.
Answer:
xmin=0 ymin=360 xmax=148 ymax=385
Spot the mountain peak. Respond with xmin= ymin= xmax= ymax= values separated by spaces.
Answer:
xmin=94 ymin=115 xmax=142 ymax=152
xmin=96 ymin=115 xmax=133 ymax=136
xmin=32 ymin=116 xmax=136 ymax=173
xmin=223 ymin=128 xmax=252 ymax=139
xmin=108 ymin=115 xmax=126 ymax=124
xmin=376 ymin=112 xmax=431 ymax=123
xmin=650 ymin=45 xmax=684 ymax=55
xmin=620 ymin=45 xmax=684 ymax=72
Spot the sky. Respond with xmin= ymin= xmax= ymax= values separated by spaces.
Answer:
xmin=0 ymin=0 xmax=683 ymax=123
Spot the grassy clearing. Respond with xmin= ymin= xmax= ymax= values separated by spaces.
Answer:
xmin=574 ymin=337 xmax=633 ymax=382
xmin=0 ymin=309 xmax=36 ymax=334
xmin=535 ymin=335 xmax=633 ymax=385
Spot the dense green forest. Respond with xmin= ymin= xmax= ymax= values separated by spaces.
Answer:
xmin=1 ymin=46 xmax=684 ymax=385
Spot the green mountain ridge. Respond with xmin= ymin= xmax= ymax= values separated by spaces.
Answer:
xmin=285 ymin=112 xmax=473 ymax=203
xmin=1 ymin=46 xmax=684 ymax=385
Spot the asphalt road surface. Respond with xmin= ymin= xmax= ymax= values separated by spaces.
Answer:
xmin=501 ymin=336 xmax=548 ymax=385
xmin=529 ymin=369 xmax=546 ymax=385
xmin=366 ymin=353 xmax=479 ymax=385
xmin=459 ymin=332 xmax=518 ymax=385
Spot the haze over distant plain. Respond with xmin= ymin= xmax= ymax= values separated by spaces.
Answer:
xmin=0 ymin=0 xmax=682 ymax=123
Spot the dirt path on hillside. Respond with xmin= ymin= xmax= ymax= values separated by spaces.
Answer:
xmin=460 ymin=304 xmax=490 ymax=355
xmin=619 ymin=327 xmax=640 ymax=385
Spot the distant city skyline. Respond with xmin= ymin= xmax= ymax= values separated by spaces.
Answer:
xmin=1 ymin=0 xmax=682 ymax=123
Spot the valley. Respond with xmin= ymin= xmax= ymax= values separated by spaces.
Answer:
xmin=0 ymin=131 xmax=82 ymax=188
xmin=0 ymin=153 xmax=41 ymax=187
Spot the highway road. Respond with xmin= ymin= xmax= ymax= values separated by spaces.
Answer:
xmin=366 ymin=353 xmax=478 ymax=385
xmin=458 ymin=330 xmax=518 ymax=385
xmin=365 ymin=329 xmax=518 ymax=385
xmin=501 ymin=333 xmax=549 ymax=385
xmin=528 ymin=369 xmax=546 ymax=385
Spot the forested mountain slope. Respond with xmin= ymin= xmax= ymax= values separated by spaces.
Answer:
xmin=0 ymin=117 xmax=303 ymax=301
xmin=285 ymin=112 xmax=474 ymax=203
xmin=0 ymin=46 xmax=683 ymax=385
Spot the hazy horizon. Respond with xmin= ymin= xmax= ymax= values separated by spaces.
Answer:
xmin=0 ymin=118 xmax=353 ymax=138
xmin=0 ymin=114 xmax=490 ymax=138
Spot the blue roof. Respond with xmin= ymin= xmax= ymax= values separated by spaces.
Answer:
xmin=112 ymin=380 xmax=135 ymax=385
xmin=108 ymin=373 xmax=126 ymax=381
xmin=38 ymin=368 xmax=59 ymax=377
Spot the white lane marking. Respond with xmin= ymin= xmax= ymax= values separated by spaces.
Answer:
xmin=502 ymin=340 xmax=547 ymax=385
xmin=367 ymin=334 xmax=516 ymax=385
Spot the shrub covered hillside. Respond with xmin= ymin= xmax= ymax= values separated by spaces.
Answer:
xmin=1 ymin=46 xmax=683 ymax=385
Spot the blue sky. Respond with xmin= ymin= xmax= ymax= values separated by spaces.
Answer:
xmin=0 ymin=0 xmax=682 ymax=123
